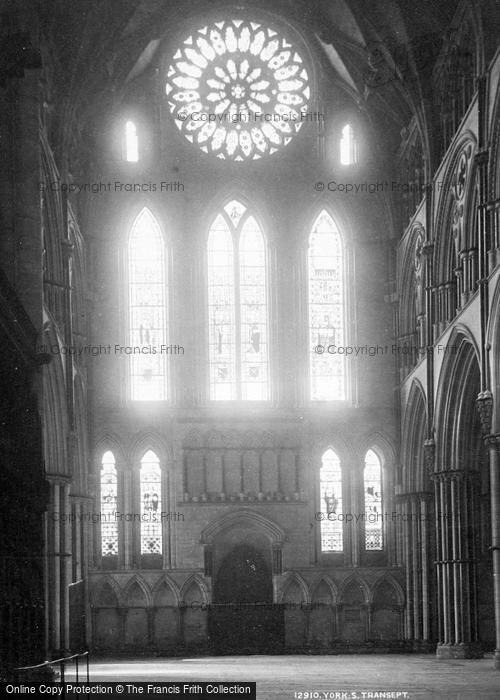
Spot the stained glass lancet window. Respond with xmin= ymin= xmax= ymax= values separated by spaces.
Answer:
xmin=208 ymin=200 xmax=268 ymax=400
xmin=128 ymin=209 xmax=167 ymax=400
xmin=364 ymin=449 xmax=383 ymax=550
xmin=140 ymin=450 xmax=162 ymax=555
xmin=166 ymin=19 xmax=310 ymax=161
xmin=320 ymin=449 xmax=343 ymax=552
xmin=101 ymin=451 xmax=118 ymax=557
xmin=124 ymin=120 xmax=139 ymax=162
xmin=308 ymin=211 xmax=345 ymax=400
xmin=340 ymin=124 xmax=357 ymax=165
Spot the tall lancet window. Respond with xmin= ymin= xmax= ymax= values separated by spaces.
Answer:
xmin=124 ymin=120 xmax=139 ymax=162
xmin=140 ymin=450 xmax=162 ymax=555
xmin=128 ymin=209 xmax=167 ymax=400
xmin=364 ymin=449 xmax=383 ymax=550
xmin=100 ymin=451 xmax=118 ymax=556
xmin=340 ymin=124 xmax=357 ymax=165
xmin=320 ymin=449 xmax=343 ymax=552
xmin=308 ymin=211 xmax=345 ymax=400
xmin=208 ymin=200 xmax=268 ymax=400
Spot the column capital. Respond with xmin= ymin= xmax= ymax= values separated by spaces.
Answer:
xmin=476 ymin=391 xmax=494 ymax=436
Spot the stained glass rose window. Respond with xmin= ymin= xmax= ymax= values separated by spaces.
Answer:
xmin=166 ymin=19 xmax=310 ymax=161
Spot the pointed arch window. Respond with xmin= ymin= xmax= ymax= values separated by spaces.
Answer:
xmin=308 ymin=211 xmax=345 ymax=400
xmin=140 ymin=450 xmax=162 ymax=555
xmin=128 ymin=209 xmax=167 ymax=400
xmin=100 ymin=451 xmax=118 ymax=556
xmin=124 ymin=120 xmax=139 ymax=162
xmin=207 ymin=200 xmax=268 ymax=400
xmin=320 ymin=449 xmax=343 ymax=552
xmin=364 ymin=449 xmax=383 ymax=550
xmin=340 ymin=124 xmax=358 ymax=165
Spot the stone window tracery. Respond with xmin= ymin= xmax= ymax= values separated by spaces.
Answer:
xmin=166 ymin=19 xmax=310 ymax=161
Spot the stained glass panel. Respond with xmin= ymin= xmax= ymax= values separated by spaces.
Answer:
xmin=128 ymin=209 xmax=167 ymax=400
xmin=101 ymin=451 xmax=118 ymax=556
xmin=208 ymin=217 xmax=236 ymax=399
xmin=140 ymin=450 xmax=162 ymax=555
xmin=364 ymin=449 xmax=383 ymax=550
xmin=240 ymin=217 xmax=268 ymax=400
xmin=320 ymin=449 xmax=343 ymax=552
xmin=309 ymin=211 xmax=345 ymax=400
xmin=208 ymin=200 xmax=269 ymax=400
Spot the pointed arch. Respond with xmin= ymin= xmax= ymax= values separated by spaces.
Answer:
xmin=338 ymin=574 xmax=370 ymax=605
xmin=308 ymin=209 xmax=346 ymax=400
xmin=180 ymin=575 xmax=209 ymax=604
xmin=279 ymin=572 xmax=310 ymax=604
xmin=371 ymin=574 xmax=405 ymax=607
xmin=152 ymin=577 xmax=181 ymax=607
xmin=201 ymin=509 xmax=285 ymax=546
xmin=311 ymin=575 xmax=338 ymax=604
xmin=123 ymin=575 xmax=152 ymax=607
xmin=401 ymin=381 xmax=428 ymax=492
xmin=90 ymin=577 xmax=122 ymax=607
xmin=128 ymin=207 xmax=167 ymax=401
xmin=207 ymin=198 xmax=269 ymax=400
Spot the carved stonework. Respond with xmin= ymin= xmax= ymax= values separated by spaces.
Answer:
xmin=476 ymin=391 xmax=494 ymax=437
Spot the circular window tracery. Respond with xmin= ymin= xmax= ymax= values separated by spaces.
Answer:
xmin=166 ymin=19 xmax=310 ymax=161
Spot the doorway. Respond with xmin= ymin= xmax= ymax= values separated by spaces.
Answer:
xmin=209 ymin=543 xmax=283 ymax=653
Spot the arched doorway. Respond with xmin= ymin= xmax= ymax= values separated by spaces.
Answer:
xmin=209 ymin=543 xmax=281 ymax=653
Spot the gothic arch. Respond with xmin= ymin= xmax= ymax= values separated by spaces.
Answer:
xmin=94 ymin=434 xmax=126 ymax=466
xmin=338 ymin=574 xmax=370 ymax=605
xmin=279 ymin=572 xmax=310 ymax=604
xmin=310 ymin=575 xmax=338 ymax=604
xmin=152 ymin=577 xmax=181 ymax=607
xmin=435 ymin=327 xmax=481 ymax=467
xmin=42 ymin=324 xmax=68 ymax=476
xmin=401 ymin=380 xmax=428 ymax=491
xmin=370 ymin=574 xmax=405 ymax=607
xmin=200 ymin=509 xmax=285 ymax=546
xmin=129 ymin=432 xmax=171 ymax=465
xmin=123 ymin=575 xmax=152 ymax=607
xmin=487 ymin=281 xmax=500 ymax=433
xmin=90 ymin=577 xmax=122 ymax=607
xmin=180 ymin=575 xmax=209 ymax=604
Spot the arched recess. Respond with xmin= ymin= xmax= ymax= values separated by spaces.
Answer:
xmin=152 ymin=577 xmax=181 ymax=650
xmin=434 ymin=330 xmax=493 ymax=653
xmin=280 ymin=574 xmax=308 ymax=650
xmin=91 ymin=578 xmax=122 ymax=651
xmin=487 ymin=282 xmax=500 ymax=434
xmin=129 ymin=431 xmax=171 ymax=466
xmin=309 ymin=576 xmax=338 ymax=648
xmin=338 ymin=575 xmax=369 ymax=643
xmin=401 ymin=381 xmax=428 ymax=493
xmin=181 ymin=576 xmax=209 ymax=649
xmin=397 ymin=224 xmax=425 ymax=376
xmin=41 ymin=325 xmax=68 ymax=476
xmin=123 ymin=576 xmax=150 ymax=649
xmin=370 ymin=576 xmax=404 ymax=641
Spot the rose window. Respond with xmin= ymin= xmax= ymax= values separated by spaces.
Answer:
xmin=166 ymin=19 xmax=310 ymax=161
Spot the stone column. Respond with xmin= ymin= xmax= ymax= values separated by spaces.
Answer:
xmin=486 ymin=436 xmax=500 ymax=668
xmin=434 ymin=469 xmax=482 ymax=658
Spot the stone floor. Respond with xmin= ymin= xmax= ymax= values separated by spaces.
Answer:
xmin=67 ymin=654 xmax=500 ymax=699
